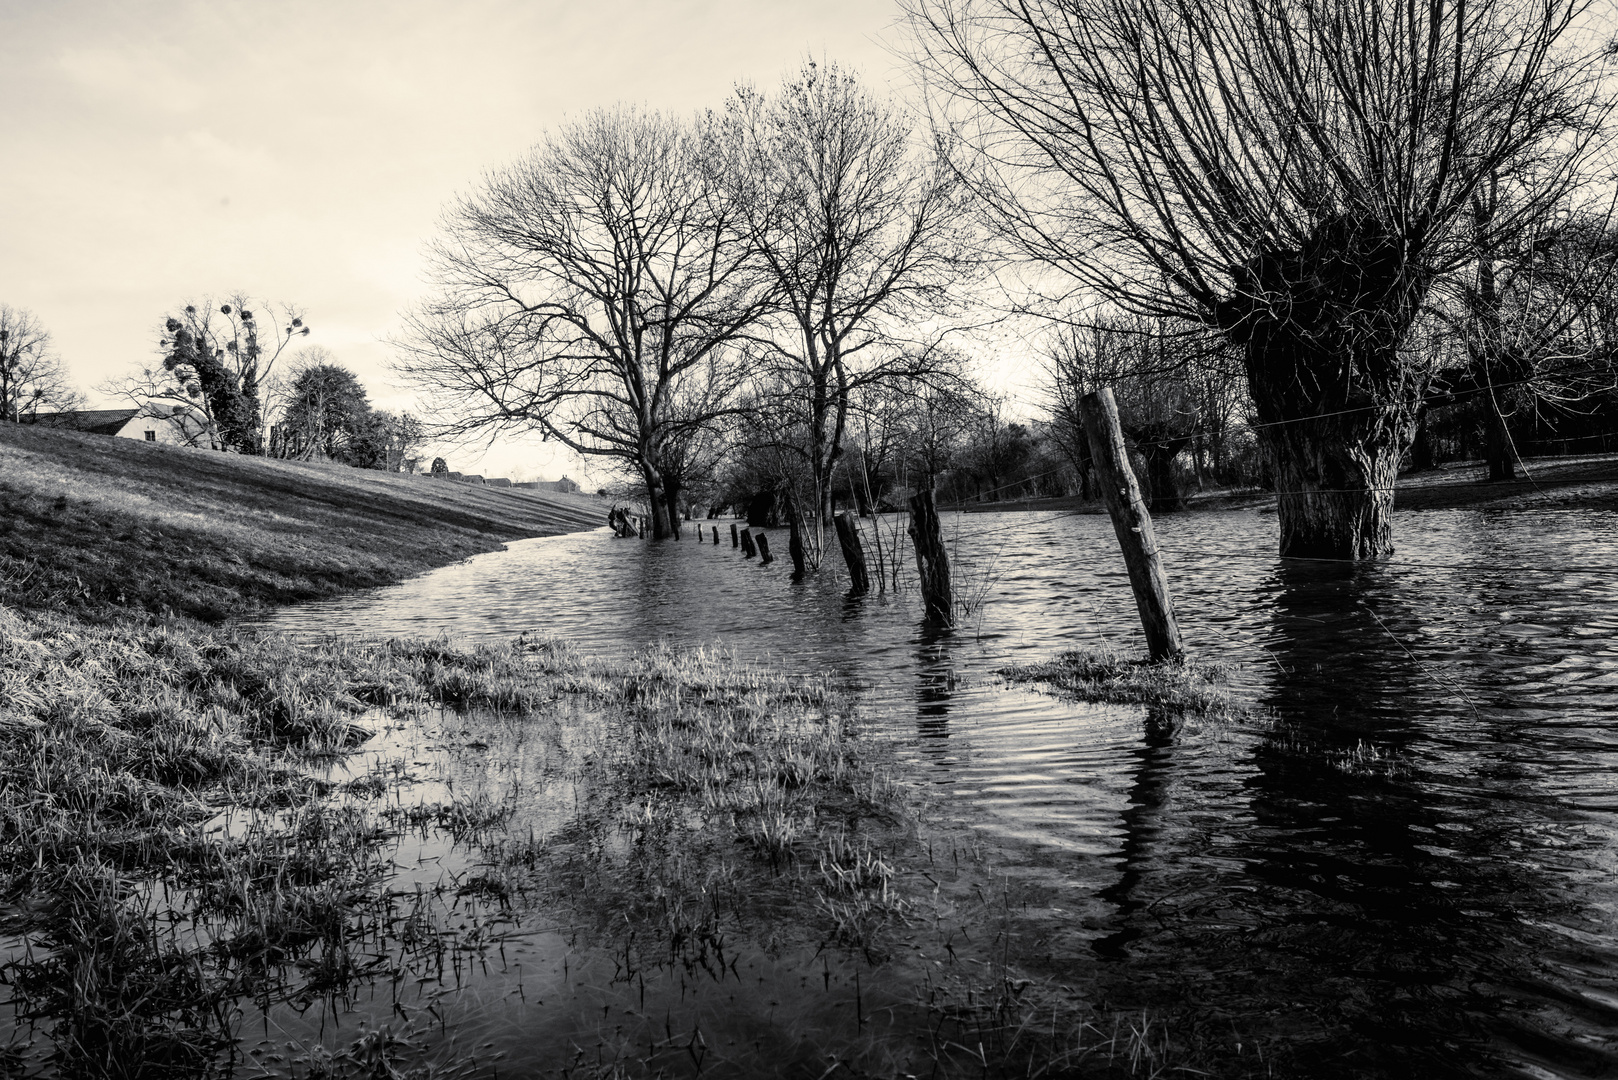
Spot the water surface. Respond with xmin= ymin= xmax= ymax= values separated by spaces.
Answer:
xmin=249 ymin=507 xmax=1618 ymax=1077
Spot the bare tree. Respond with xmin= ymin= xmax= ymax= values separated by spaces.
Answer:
xmin=1047 ymin=316 xmax=1235 ymax=511
xmin=395 ymin=106 xmax=773 ymax=539
xmin=0 ymin=306 xmax=79 ymax=422
xmin=907 ymin=0 xmax=1615 ymax=557
xmin=721 ymin=60 xmax=978 ymax=563
xmin=1429 ymin=198 xmax=1618 ymax=478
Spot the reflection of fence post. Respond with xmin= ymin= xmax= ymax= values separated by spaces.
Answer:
xmin=756 ymin=533 xmax=775 ymax=565
xmin=1080 ymin=388 xmax=1184 ymax=662
xmin=907 ymin=488 xmax=952 ymax=626
xmin=835 ymin=511 xmax=870 ymax=596
xmin=731 ymin=523 xmax=740 ymax=549
xmin=741 ymin=530 xmax=756 ymax=558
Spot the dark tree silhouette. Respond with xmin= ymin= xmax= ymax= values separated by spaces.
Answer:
xmin=907 ymin=0 xmax=1615 ymax=557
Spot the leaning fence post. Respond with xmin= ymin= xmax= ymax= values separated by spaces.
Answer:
xmin=756 ymin=533 xmax=775 ymax=565
xmin=740 ymin=529 xmax=757 ymax=559
xmin=1079 ymin=388 xmax=1184 ymax=662
xmin=907 ymin=488 xmax=952 ymax=626
xmin=835 ymin=511 xmax=870 ymax=596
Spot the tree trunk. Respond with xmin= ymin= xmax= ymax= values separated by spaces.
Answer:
xmin=641 ymin=464 xmax=671 ymax=540
xmin=787 ymin=507 xmax=808 ymax=578
xmin=663 ymin=482 xmax=682 ymax=539
xmin=1218 ymin=213 xmax=1427 ymax=560
xmin=1484 ymin=395 xmax=1516 ymax=481
xmin=1409 ymin=413 xmax=1435 ymax=472
xmin=1259 ymin=411 xmax=1406 ymax=560
xmin=1141 ymin=447 xmax=1183 ymax=513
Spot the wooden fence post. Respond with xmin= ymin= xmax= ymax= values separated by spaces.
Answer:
xmin=756 ymin=533 xmax=775 ymax=565
xmin=835 ymin=511 xmax=870 ymax=596
xmin=740 ymin=530 xmax=757 ymax=558
xmin=731 ymin=523 xmax=740 ymax=549
xmin=1079 ymin=388 xmax=1184 ymax=662
xmin=907 ymin=488 xmax=952 ymax=626
xmin=712 ymin=526 xmax=719 ymax=545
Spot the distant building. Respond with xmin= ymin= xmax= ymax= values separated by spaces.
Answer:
xmin=114 ymin=398 xmax=214 ymax=447
xmin=31 ymin=399 xmax=215 ymax=447
xmin=29 ymin=408 xmax=140 ymax=437
xmin=512 ymin=475 xmax=582 ymax=493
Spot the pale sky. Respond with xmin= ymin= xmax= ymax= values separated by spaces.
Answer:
xmin=0 ymin=0 xmax=928 ymax=484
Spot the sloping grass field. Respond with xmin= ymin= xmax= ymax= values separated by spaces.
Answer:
xmin=0 ymin=423 xmax=605 ymax=622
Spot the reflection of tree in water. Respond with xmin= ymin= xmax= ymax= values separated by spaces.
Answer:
xmin=1096 ymin=561 xmax=1617 ymax=1078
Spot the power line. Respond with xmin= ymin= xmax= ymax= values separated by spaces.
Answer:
xmin=1096 ymin=363 xmax=1618 ymax=452
xmin=1156 ymin=544 xmax=1618 ymax=576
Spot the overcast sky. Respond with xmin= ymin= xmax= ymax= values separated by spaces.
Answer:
xmin=0 ymin=0 xmax=946 ymax=483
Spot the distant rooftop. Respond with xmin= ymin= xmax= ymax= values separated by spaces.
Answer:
xmin=28 ymin=409 xmax=141 ymax=437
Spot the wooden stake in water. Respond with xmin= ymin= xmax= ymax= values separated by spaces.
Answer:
xmin=907 ymin=488 xmax=952 ymax=626
xmin=730 ymin=522 xmax=740 ymax=549
xmin=1080 ymin=388 xmax=1184 ymax=662
xmin=835 ymin=511 xmax=870 ymax=596
xmin=740 ymin=529 xmax=757 ymax=558
xmin=756 ymin=533 xmax=775 ymax=565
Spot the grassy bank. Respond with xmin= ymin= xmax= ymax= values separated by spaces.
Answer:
xmin=0 ymin=422 xmax=604 ymax=623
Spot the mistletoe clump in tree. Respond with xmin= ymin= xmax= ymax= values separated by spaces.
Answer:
xmin=134 ymin=300 xmax=311 ymax=452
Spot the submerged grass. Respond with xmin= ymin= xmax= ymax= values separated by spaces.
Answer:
xmin=1000 ymin=645 xmax=1259 ymax=725
xmin=0 ymin=601 xmax=922 ymax=1076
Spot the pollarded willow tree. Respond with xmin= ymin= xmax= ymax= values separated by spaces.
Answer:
xmin=907 ymin=0 xmax=1616 ymax=557
xmin=720 ymin=60 xmax=977 ymax=561
xmin=395 ymin=107 xmax=775 ymax=539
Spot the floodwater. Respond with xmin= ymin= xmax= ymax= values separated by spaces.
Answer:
xmin=238 ymin=508 xmax=1618 ymax=1074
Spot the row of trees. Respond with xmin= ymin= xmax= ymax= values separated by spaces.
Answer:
xmin=401 ymin=0 xmax=1618 ymax=562
xmin=394 ymin=61 xmax=978 ymax=555
xmin=2 ymin=297 xmax=424 ymax=476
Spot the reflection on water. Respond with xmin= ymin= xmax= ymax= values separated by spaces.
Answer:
xmin=255 ymin=507 xmax=1618 ymax=1077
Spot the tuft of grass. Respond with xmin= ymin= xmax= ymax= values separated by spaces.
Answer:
xmin=1000 ymin=645 xmax=1257 ymax=723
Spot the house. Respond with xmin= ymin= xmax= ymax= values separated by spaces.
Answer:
xmin=513 ymin=475 xmax=582 ymax=493
xmin=30 ymin=408 xmax=140 ymax=437
xmin=30 ymin=399 xmax=215 ymax=446
xmin=113 ymin=398 xmax=215 ymax=447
